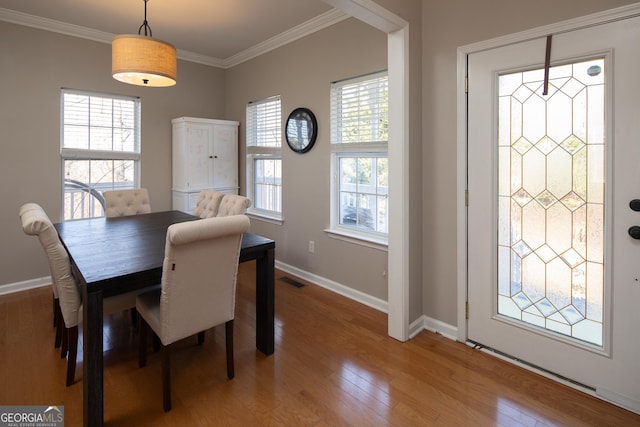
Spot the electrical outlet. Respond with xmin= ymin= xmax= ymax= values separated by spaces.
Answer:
xmin=308 ymin=240 xmax=315 ymax=253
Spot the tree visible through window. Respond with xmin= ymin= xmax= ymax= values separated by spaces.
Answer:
xmin=61 ymin=89 xmax=141 ymax=220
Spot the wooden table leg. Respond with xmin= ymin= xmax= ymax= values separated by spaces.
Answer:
xmin=255 ymin=247 xmax=274 ymax=355
xmin=83 ymin=287 xmax=104 ymax=427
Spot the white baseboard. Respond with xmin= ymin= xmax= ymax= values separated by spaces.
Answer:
xmin=413 ymin=314 xmax=458 ymax=341
xmin=275 ymin=261 xmax=459 ymax=343
xmin=409 ymin=316 xmax=425 ymax=339
xmin=0 ymin=276 xmax=51 ymax=296
xmin=275 ymin=261 xmax=388 ymax=313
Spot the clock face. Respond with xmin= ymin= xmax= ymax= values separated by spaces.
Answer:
xmin=285 ymin=108 xmax=317 ymax=153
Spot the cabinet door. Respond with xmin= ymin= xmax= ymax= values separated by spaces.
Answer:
xmin=185 ymin=122 xmax=214 ymax=189
xmin=212 ymin=124 xmax=238 ymax=189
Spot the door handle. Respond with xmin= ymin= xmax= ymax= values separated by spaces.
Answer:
xmin=629 ymin=226 xmax=640 ymax=240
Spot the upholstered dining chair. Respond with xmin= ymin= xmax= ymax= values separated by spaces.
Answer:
xmin=103 ymin=188 xmax=151 ymax=217
xmin=19 ymin=203 xmax=157 ymax=386
xmin=216 ymin=194 xmax=251 ymax=217
xmin=193 ymin=189 xmax=226 ymax=218
xmin=19 ymin=203 xmax=63 ymax=348
xmin=136 ymin=215 xmax=250 ymax=412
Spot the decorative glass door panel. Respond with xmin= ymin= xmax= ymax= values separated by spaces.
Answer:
xmin=497 ymin=59 xmax=605 ymax=346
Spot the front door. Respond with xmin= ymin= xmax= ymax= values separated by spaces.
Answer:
xmin=467 ymin=14 xmax=640 ymax=410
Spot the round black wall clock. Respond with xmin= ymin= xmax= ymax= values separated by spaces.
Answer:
xmin=285 ymin=107 xmax=317 ymax=153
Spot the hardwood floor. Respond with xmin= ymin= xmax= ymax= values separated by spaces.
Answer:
xmin=1 ymin=262 xmax=638 ymax=426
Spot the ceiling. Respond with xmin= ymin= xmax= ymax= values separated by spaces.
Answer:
xmin=0 ymin=0 xmax=344 ymax=67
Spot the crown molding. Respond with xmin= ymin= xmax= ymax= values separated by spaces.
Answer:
xmin=322 ymin=0 xmax=406 ymax=33
xmin=0 ymin=7 xmax=114 ymax=44
xmin=177 ymin=51 xmax=225 ymax=68
xmin=222 ymin=8 xmax=348 ymax=68
xmin=0 ymin=7 xmax=347 ymax=69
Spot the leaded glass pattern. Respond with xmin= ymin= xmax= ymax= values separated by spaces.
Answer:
xmin=497 ymin=58 xmax=605 ymax=346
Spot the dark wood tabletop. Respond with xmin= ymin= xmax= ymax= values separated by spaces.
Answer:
xmin=55 ymin=210 xmax=275 ymax=297
xmin=54 ymin=210 xmax=275 ymax=427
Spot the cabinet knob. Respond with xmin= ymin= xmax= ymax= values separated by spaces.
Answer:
xmin=209 ymin=155 xmax=213 ymax=159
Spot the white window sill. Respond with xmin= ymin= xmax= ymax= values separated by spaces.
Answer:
xmin=324 ymin=228 xmax=388 ymax=252
xmin=247 ymin=209 xmax=283 ymax=225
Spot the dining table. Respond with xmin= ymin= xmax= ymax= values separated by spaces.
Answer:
xmin=54 ymin=210 xmax=275 ymax=427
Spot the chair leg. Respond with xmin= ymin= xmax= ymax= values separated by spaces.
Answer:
xmin=197 ymin=331 xmax=205 ymax=345
xmin=138 ymin=314 xmax=148 ymax=368
xmin=60 ymin=323 xmax=68 ymax=359
xmin=162 ymin=344 xmax=172 ymax=412
xmin=152 ymin=334 xmax=161 ymax=353
xmin=66 ymin=326 xmax=78 ymax=387
xmin=54 ymin=301 xmax=63 ymax=349
xmin=130 ymin=308 xmax=138 ymax=326
xmin=225 ymin=320 xmax=234 ymax=380
xmin=53 ymin=296 xmax=58 ymax=327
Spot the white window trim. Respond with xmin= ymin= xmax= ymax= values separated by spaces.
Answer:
xmin=247 ymin=210 xmax=284 ymax=225
xmin=246 ymin=152 xmax=283 ymax=223
xmin=246 ymin=96 xmax=282 ymax=221
xmin=60 ymin=148 xmax=141 ymax=161
xmin=329 ymin=149 xmax=389 ymax=247
xmin=60 ymin=89 xmax=141 ymax=220
xmin=324 ymin=227 xmax=388 ymax=251
xmin=328 ymin=72 xmax=389 ymax=246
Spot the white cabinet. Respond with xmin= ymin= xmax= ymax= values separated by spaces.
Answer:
xmin=171 ymin=117 xmax=239 ymax=213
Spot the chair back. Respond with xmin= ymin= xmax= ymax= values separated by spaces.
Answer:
xmin=216 ymin=194 xmax=251 ymax=217
xmin=19 ymin=204 xmax=58 ymax=300
xmin=193 ymin=190 xmax=226 ymax=218
xmin=159 ymin=215 xmax=250 ymax=345
xmin=19 ymin=203 xmax=81 ymax=327
xmin=103 ymin=189 xmax=151 ymax=217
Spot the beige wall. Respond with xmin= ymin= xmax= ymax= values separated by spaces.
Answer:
xmin=1 ymin=21 xmax=226 ymax=285
xmin=225 ymin=18 xmax=391 ymax=300
xmin=420 ymin=0 xmax=639 ymax=326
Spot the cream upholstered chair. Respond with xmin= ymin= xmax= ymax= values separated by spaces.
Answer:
xmin=193 ymin=190 xmax=226 ymax=218
xmin=216 ymin=194 xmax=251 ymax=217
xmin=19 ymin=203 xmax=156 ymax=386
xmin=103 ymin=188 xmax=151 ymax=217
xmin=19 ymin=203 xmax=63 ymax=348
xmin=136 ymin=215 xmax=250 ymax=412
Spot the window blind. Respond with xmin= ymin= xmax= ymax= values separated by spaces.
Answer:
xmin=331 ymin=72 xmax=388 ymax=145
xmin=246 ymin=96 xmax=281 ymax=148
xmin=62 ymin=90 xmax=140 ymax=153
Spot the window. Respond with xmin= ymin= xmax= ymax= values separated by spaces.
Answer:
xmin=61 ymin=89 xmax=141 ymax=220
xmin=330 ymin=71 xmax=389 ymax=245
xmin=246 ymin=96 xmax=282 ymax=221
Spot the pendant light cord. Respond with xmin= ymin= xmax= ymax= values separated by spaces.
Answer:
xmin=138 ymin=0 xmax=153 ymax=37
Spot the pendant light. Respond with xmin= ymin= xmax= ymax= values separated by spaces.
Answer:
xmin=112 ymin=0 xmax=177 ymax=87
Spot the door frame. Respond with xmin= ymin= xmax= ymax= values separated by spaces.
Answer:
xmin=456 ymin=3 xmax=640 ymax=342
